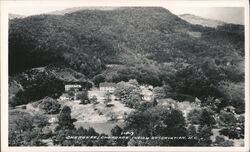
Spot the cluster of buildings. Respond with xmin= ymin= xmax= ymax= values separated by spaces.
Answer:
xmin=61 ymin=82 xmax=154 ymax=103
xmin=88 ymin=82 xmax=154 ymax=102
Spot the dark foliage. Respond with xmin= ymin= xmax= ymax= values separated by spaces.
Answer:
xmin=37 ymin=97 xmax=61 ymax=114
xmin=58 ymin=106 xmax=75 ymax=130
xmin=10 ymin=71 xmax=64 ymax=107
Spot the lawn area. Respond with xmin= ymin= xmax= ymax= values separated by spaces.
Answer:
xmin=74 ymin=121 xmax=125 ymax=135
xmin=12 ymin=94 xmax=133 ymax=135
xmin=59 ymin=97 xmax=134 ymax=135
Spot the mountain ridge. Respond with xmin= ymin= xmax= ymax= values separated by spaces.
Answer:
xmin=9 ymin=7 xmax=244 ymax=77
xmin=179 ymin=13 xmax=225 ymax=28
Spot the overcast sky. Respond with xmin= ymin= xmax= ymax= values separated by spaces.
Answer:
xmin=9 ymin=6 xmax=244 ymax=25
xmin=167 ymin=7 xmax=244 ymax=25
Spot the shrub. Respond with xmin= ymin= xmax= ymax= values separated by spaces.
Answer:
xmin=38 ymin=97 xmax=61 ymax=114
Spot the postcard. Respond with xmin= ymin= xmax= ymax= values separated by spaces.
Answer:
xmin=1 ymin=0 xmax=249 ymax=152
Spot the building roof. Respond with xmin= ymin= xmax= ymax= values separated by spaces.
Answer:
xmin=88 ymin=90 xmax=107 ymax=97
xmin=141 ymin=89 xmax=153 ymax=95
xmin=224 ymin=106 xmax=236 ymax=110
xmin=65 ymin=84 xmax=82 ymax=87
xmin=99 ymin=82 xmax=116 ymax=87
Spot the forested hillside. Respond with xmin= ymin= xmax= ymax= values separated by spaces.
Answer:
xmin=9 ymin=7 xmax=244 ymax=74
xmin=9 ymin=7 xmax=244 ymax=111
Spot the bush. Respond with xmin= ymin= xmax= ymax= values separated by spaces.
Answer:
xmin=187 ymin=108 xmax=202 ymax=125
xmin=219 ymin=127 xmax=242 ymax=139
xmin=111 ymin=125 xmax=122 ymax=136
xmin=38 ymin=97 xmax=61 ymax=114
xmin=89 ymin=95 xmax=98 ymax=104
xmin=78 ymin=91 xmax=90 ymax=104
xmin=199 ymin=108 xmax=216 ymax=126
xmin=218 ymin=111 xmax=237 ymax=126
xmin=212 ymin=136 xmax=234 ymax=146
xmin=106 ymin=104 xmax=114 ymax=107
xmin=32 ymin=114 xmax=49 ymax=128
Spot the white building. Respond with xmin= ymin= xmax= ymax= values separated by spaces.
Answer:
xmin=140 ymin=85 xmax=153 ymax=90
xmin=99 ymin=82 xmax=116 ymax=93
xmin=65 ymin=84 xmax=82 ymax=92
xmin=141 ymin=89 xmax=153 ymax=101
xmin=88 ymin=89 xmax=116 ymax=101
xmin=48 ymin=117 xmax=58 ymax=123
xmin=59 ymin=94 xmax=71 ymax=100
xmin=148 ymin=85 xmax=153 ymax=90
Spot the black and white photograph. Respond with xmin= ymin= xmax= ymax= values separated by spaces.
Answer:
xmin=1 ymin=0 xmax=249 ymax=151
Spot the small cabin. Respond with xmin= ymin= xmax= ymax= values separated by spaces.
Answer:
xmin=59 ymin=94 xmax=72 ymax=100
xmin=224 ymin=106 xmax=236 ymax=114
xmin=48 ymin=117 xmax=58 ymax=123
xmin=141 ymin=89 xmax=153 ymax=101
xmin=99 ymin=82 xmax=116 ymax=93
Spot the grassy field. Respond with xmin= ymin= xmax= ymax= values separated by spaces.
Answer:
xmin=11 ymin=93 xmax=133 ymax=136
xmin=59 ymin=97 xmax=133 ymax=135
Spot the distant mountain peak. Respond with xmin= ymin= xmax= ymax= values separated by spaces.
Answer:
xmin=48 ymin=7 xmax=172 ymax=16
xmin=48 ymin=7 xmax=119 ymax=15
xmin=179 ymin=14 xmax=225 ymax=28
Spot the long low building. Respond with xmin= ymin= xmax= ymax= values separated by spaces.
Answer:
xmin=88 ymin=89 xmax=116 ymax=101
xmin=88 ymin=90 xmax=106 ymax=101
xmin=65 ymin=84 xmax=82 ymax=92
xmin=99 ymin=82 xmax=116 ymax=93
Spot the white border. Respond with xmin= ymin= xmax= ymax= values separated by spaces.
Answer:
xmin=1 ymin=1 xmax=249 ymax=152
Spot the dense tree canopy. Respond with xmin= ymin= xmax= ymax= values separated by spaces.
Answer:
xmin=114 ymin=81 xmax=142 ymax=108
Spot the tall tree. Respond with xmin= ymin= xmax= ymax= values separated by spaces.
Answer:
xmin=104 ymin=92 xmax=112 ymax=105
xmin=58 ymin=106 xmax=75 ymax=130
xmin=199 ymin=108 xmax=216 ymax=126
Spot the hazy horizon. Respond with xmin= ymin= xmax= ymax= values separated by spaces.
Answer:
xmin=9 ymin=6 xmax=244 ymax=25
